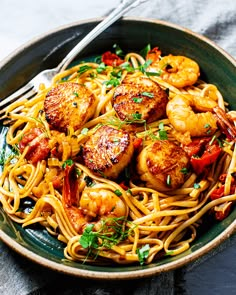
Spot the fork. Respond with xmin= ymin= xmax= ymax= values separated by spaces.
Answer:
xmin=0 ymin=0 xmax=149 ymax=120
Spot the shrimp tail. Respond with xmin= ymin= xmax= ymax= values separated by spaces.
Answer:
xmin=63 ymin=164 xmax=79 ymax=207
xmin=213 ymin=106 xmax=236 ymax=141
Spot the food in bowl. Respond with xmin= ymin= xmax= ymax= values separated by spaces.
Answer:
xmin=0 ymin=42 xmax=235 ymax=266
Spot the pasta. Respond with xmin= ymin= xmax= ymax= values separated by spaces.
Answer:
xmin=0 ymin=44 xmax=236 ymax=265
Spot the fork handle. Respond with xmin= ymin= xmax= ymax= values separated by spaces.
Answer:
xmin=56 ymin=0 xmax=149 ymax=72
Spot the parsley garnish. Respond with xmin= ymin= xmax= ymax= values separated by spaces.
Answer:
xmin=132 ymin=113 xmax=142 ymax=120
xmin=78 ymin=65 xmax=92 ymax=75
xmin=114 ymin=189 xmax=122 ymax=196
xmin=166 ymin=175 xmax=171 ymax=186
xmin=180 ymin=168 xmax=188 ymax=175
xmin=62 ymin=159 xmax=74 ymax=169
xmin=194 ymin=183 xmax=201 ymax=189
xmin=141 ymin=91 xmax=154 ymax=98
xmin=132 ymin=97 xmax=143 ymax=103
xmin=136 ymin=244 xmax=150 ymax=265
xmin=96 ymin=62 xmax=106 ymax=73
xmin=139 ymin=44 xmax=151 ymax=58
xmin=103 ymin=77 xmax=120 ymax=88
xmin=158 ymin=122 xmax=168 ymax=140
xmin=113 ymin=43 xmax=124 ymax=57
xmin=84 ymin=176 xmax=95 ymax=187
xmin=81 ymin=128 xmax=89 ymax=135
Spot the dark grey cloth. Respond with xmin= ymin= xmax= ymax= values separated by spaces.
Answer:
xmin=1 ymin=0 xmax=236 ymax=294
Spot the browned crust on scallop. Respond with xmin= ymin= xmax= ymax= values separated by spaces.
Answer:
xmin=137 ymin=140 xmax=189 ymax=191
xmin=44 ymin=82 xmax=96 ymax=132
xmin=82 ymin=125 xmax=134 ymax=179
xmin=113 ymin=77 xmax=168 ymax=123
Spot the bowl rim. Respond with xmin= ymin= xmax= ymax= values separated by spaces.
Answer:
xmin=0 ymin=16 xmax=236 ymax=280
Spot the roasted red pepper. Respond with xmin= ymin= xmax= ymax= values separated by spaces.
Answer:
xmin=190 ymin=143 xmax=221 ymax=175
xmin=101 ymin=51 xmax=124 ymax=67
xmin=19 ymin=128 xmax=50 ymax=164
xmin=133 ymin=137 xmax=143 ymax=150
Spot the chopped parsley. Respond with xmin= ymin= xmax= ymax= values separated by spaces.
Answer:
xmin=158 ymin=122 xmax=168 ymax=140
xmin=193 ymin=183 xmax=201 ymax=189
xmin=114 ymin=189 xmax=122 ymax=196
xmin=103 ymin=77 xmax=120 ymax=88
xmin=62 ymin=159 xmax=74 ymax=168
xmin=166 ymin=175 xmax=171 ymax=186
xmin=136 ymin=244 xmax=150 ymax=265
xmin=78 ymin=65 xmax=93 ymax=75
xmin=180 ymin=168 xmax=189 ymax=175
xmin=96 ymin=62 xmax=106 ymax=73
xmin=132 ymin=97 xmax=143 ymax=103
xmin=141 ymin=91 xmax=154 ymax=98
xmin=139 ymin=44 xmax=151 ymax=58
xmin=113 ymin=43 xmax=124 ymax=57
xmin=81 ymin=127 xmax=89 ymax=135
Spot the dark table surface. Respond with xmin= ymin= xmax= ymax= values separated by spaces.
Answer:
xmin=1 ymin=0 xmax=236 ymax=294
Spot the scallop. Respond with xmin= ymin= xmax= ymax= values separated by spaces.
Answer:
xmin=82 ymin=125 xmax=134 ymax=179
xmin=113 ymin=77 xmax=168 ymax=123
xmin=44 ymin=82 xmax=97 ymax=132
xmin=137 ymin=140 xmax=189 ymax=191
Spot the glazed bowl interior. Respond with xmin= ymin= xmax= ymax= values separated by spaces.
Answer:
xmin=0 ymin=17 xmax=236 ymax=279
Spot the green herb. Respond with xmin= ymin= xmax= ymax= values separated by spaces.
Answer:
xmin=139 ymin=44 xmax=151 ymax=58
xmin=73 ymin=92 xmax=79 ymax=97
xmin=81 ymin=128 xmax=89 ymax=135
xmin=120 ymin=62 xmax=135 ymax=72
xmin=132 ymin=97 xmax=143 ymax=103
xmin=79 ymin=217 xmax=136 ymax=262
xmin=209 ymin=135 xmax=216 ymax=145
xmin=79 ymin=224 xmax=99 ymax=249
xmin=96 ymin=62 xmax=106 ymax=73
xmin=126 ymin=188 xmax=133 ymax=195
xmin=194 ymin=183 xmax=201 ymax=189
xmin=204 ymin=123 xmax=211 ymax=128
xmin=72 ymin=101 xmax=78 ymax=107
xmin=145 ymin=70 xmax=162 ymax=77
xmin=136 ymin=244 xmax=150 ymax=265
xmin=139 ymin=59 xmax=152 ymax=74
xmin=90 ymin=72 xmax=97 ymax=79
xmin=141 ymin=91 xmax=154 ymax=98
xmin=62 ymin=159 xmax=74 ymax=169
xmin=132 ymin=113 xmax=142 ymax=120
xmin=78 ymin=65 xmax=93 ymax=75
xmin=114 ymin=189 xmax=122 ymax=196
xmin=111 ymin=69 xmax=122 ymax=78
xmin=84 ymin=176 xmax=95 ymax=187
xmin=166 ymin=175 xmax=171 ymax=186
xmin=103 ymin=77 xmax=120 ymax=88
xmin=158 ymin=122 xmax=168 ymax=140
xmin=113 ymin=43 xmax=124 ymax=57
xmin=180 ymin=168 xmax=189 ymax=175
xmin=75 ymin=168 xmax=82 ymax=176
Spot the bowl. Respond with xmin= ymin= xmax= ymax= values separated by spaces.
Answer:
xmin=0 ymin=17 xmax=236 ymax=279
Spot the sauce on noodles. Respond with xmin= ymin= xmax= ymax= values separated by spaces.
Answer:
xmin=0 ymin=45 xmax=236 ymax=265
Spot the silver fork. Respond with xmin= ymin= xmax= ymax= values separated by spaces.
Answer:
xmin=0 ymin=0 xmax=149 ymax=120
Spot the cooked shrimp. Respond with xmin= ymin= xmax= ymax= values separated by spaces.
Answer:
xmin=166 ymin=94 xmax=218 ymax=137
xmin=137 ymin=140 xmax=190 ymax=191
xmin=113 ymin=76 xmax=168 ymax=123
xmin=153 ymin=55 xmax=200 ymax=88
xmin=44 ymin=82 xmax=97 ymax=132
xmin=82 ymin=125 xmax=134 ymax=179
xmin=62 ymin=164 xmax=126 ymax=233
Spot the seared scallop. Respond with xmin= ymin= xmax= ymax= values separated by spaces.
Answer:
xmin=82 ymin=125 xmax=134 ymax=179
xmin=113 ymin=77 xmax=168 ymax=123
xmin=137 ymin=140 xmax=189 ymax=191
xmin=44 ymin=82 xmax=97 ymax=132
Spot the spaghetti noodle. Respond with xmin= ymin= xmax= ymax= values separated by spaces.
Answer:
xmin=0 ymin=45 xmax=236 ymax=265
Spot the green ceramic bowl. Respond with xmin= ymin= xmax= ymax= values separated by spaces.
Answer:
xmin=0 ymin=17 xmax=236 ymax=279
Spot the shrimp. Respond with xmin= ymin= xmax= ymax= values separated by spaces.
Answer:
xmin=62 ymin=164 xmax=126 ymax=233
xmin=166 ymin=94 xmax=218 ymax=138
xmin=153 ymin=55 xmax=200 ymax=88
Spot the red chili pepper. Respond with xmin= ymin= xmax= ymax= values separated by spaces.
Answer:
xmin=190 ymin=143 xmax=221 ymax=175
xmin=133 ymin=137 xmax=143 ymax=150
xmin=119 ymin=181 xmax=129 ymax=191
xmin=101 ymin=51 xmax=124 ymax=66
xmin=146 ymin=47 xmax=162 ymax=63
